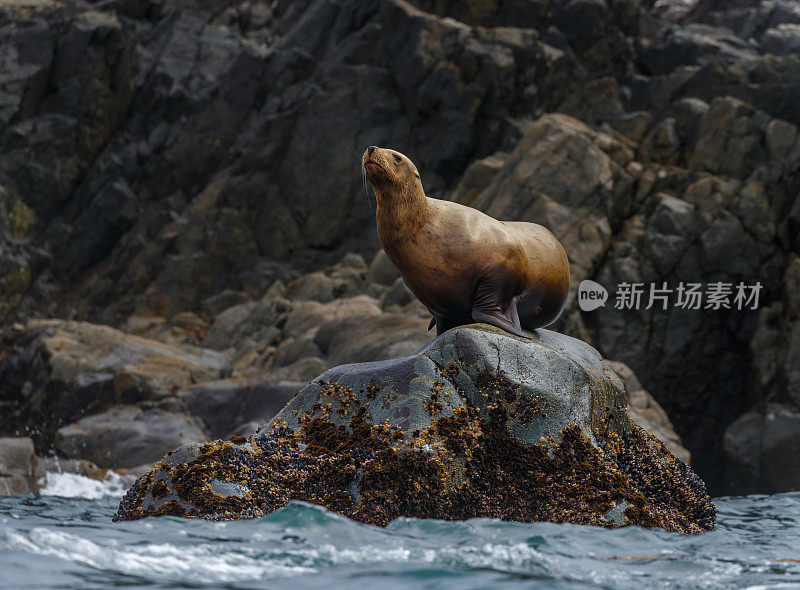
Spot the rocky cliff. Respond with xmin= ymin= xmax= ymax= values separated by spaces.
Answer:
xmin=2 ymin=0 xmax=800 ymax=494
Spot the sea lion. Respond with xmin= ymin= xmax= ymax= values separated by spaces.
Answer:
xmin=363 ymin=146 xmax=570 ymax=338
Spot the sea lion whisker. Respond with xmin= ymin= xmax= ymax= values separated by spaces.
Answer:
xmin=362 ymin=162 xmax=374 ymax=210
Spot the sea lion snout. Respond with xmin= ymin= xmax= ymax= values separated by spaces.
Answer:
xmin=363 ymin=147 xmax=421 ymax=189
xmin=363 ymin=146 xmax=393 ymax=184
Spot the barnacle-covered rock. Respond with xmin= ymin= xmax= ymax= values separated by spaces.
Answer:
xmin=115 ymin=325 xmax=716 ymax=534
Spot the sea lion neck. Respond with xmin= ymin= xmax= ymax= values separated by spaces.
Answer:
xmin=374 ymin=180 xmax=430 ymax=250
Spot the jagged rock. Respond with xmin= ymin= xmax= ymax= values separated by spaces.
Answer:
xmin=282 ymin=295 xmax=383 ymax=339
xmin=0 ymin=0 xmax=579 ymax=324
xmin=450 ymin=152 xmax=508 ymax=206
xmin=55 ymin=405 xmax=207 ymax=469
xmin=691 ymin=96 xmax=770 ymax=177
xmin=202 ymin=298 xmax=290 ymax=371
xmin=381 ymin=277 xmax=416 ymax=309
xmin=639 ymin=117 xmax=681 ymax=164
xmin=0 ymin=437 xmax=38 ymax=495
xmin=0 ymin=320 xmax=231 ymax=454
xmin=669 ymin=97 xmax=709 ymax=150
xmin=180 ymin=379 xmax=301 ymax=438
xmin=607 ymin=111 xmax=653 ymax=144
xmin=641 ymin=24 xmax=759 ymax=75
xmin=559 ymin=77 xmax=625 ymax=126
xmin=724 ymin=403 xmax=800 ymax=493
xmin=115 ymin=325 xmax=716 ymax=534
xmin=591 ymin=172 xmax=776 ymax=488
xmin=366 ymin=250 xmax=400 ymax=287
xmin=313 ymin=313 xmax=430 ymax=365
xmin=604 ymin=359 xmax=690 ymax=463
xmin=201 ymin=290 xmax=250 ymax=316
xmin=761 ymin=23 xmax=800 ymax=56
xmin=285 ymin=272 xmax=342 ymax=303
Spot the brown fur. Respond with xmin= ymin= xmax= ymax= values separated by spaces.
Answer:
xmin=363 ymin=146 xmax=570 ymax=337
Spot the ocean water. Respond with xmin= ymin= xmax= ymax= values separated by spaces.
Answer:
xmin=1 ymin=474 xmax=799 ymax=589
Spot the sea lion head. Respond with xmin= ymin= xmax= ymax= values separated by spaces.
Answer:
xmin=362 ymin=146 xmax=421 ymax=194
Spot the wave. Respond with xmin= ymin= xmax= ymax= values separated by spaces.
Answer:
xmin=39 ymin=471 xmax=134 ymax=500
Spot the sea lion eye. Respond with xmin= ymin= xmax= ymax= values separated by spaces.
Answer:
xmin=393 ymin=154 xmax=402 ymax=163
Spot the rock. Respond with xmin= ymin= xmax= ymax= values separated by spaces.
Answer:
xmin=691 ymin=96 xmax=769 ymax=178
xmin=670 ymin=97 xmax=709 ymax=149
xmin=270 ymin=335 xmax=323 ymax=368
xmin=335 ymin=252 xmax=367 ymax=271
xmin=559 ymin=77 xmax=625 ymax=126
xmin=202 ymin=298 xmax=290 ymax=369
xmin=639 ymin=117 xmax=681 ymax=165
xmin=450 ymin=152 xmax=508 ymax=207
xmin=201 ymin=290 xmax=250 ymax=316
xmin=555 ymin=0 xmax=610 ymax=52
xmin=366 ymin=250 xmax=400 ymax=287
xmin=263 ymin=280 xmax=287 ymax=300
xmin=604 ymin=360 xmax=691 ymax=463
xmin=765 ymin=117 xmax=799 ymax=163
xmin=263 ymin=357 xmax=331 ymax=383
xmin=724 ymin=403 xmax=800 ymax=493
xmin=0 ymin=437 xmax=38 ymax=495
xmin=2 ymin=0 xmax=800 ymax=501
xmin=761 ymin=24 xmax=800 ymax=56
xmin=590 ymin=171 xmax=776 ymax=490
xmin=607 ymin=111 xmax=653 ymax=145
xmin=381 ymin=277 xmax=416 ymax=309
xmin=180 ymin=379 xmax=301 ymax=438
xmin=285 ymin=272 xmax=341 ymax=303
xmin=641 ymin=24 xmax=759 ymax=76
xmin=282 ymin=295 xmax=382 ymax=339
xmin=313 ymin=313 xmax=430 ymax=366
xmin=55 ymin=405 xmax=207 ymax=469
xmin=115 ymin=325 xmax=715 ymax=534
xmin=0 ymin=0 xmax=579 ymax=325
xmin=0 ymin=320 xmax=231 ymax=453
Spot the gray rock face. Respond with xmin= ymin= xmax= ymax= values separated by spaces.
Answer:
xmin=0 ymin=320 xmax=230 ymax=457
xmin=724 ymin=403 xmax=800 ymax=493
xmin=605 ymin=360 xmax=691 ymax=463
xmin=180 ymin=379 xmax=301 ymax=439
xmin=0 ymin=0 xmax=578 ymax=325
xmin=116 ymin=325 xmax=715 ymax=534
xmin=55 ymin=405 xmax=207 ymax=469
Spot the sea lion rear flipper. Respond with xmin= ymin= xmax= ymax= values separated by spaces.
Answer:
xmin=471 ymin=273 xmax=531 ymax=339
xmin=471 ymin=308 xmax=530 ymax=339
xmin=428 ymin=316 xmax=436 ymax=331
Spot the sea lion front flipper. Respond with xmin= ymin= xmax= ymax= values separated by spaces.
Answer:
xmin=428 ymin=316 xmax=436 ymax=331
